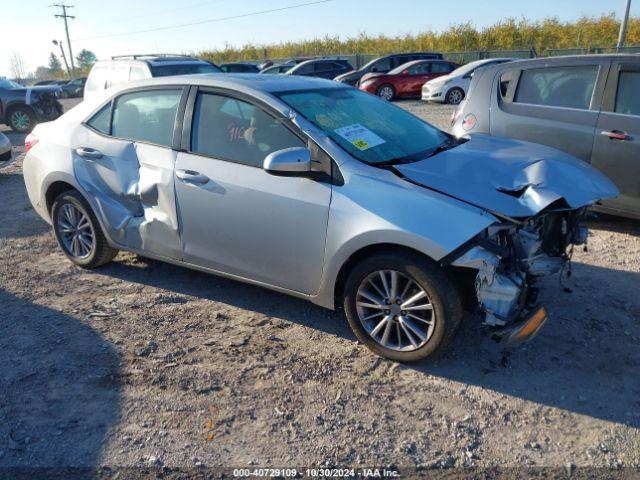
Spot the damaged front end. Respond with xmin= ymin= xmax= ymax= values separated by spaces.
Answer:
xmin=451 ymin=208 xmax=589 ymax=343
xmin=31 ymin=90 xmax=64 ymax=121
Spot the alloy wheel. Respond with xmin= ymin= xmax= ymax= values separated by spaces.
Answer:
xmin=56 ymin=203 xmax=95 ymax=259
xmin=378 ymin=86 xmax=394 ymax=101
xmin=355 ymin=270 xmax=435 ymax=351
xmin=447 ymin=89 xmax=464 ymax=105
xmin=10 ymin=110 xmax=31 ymax=131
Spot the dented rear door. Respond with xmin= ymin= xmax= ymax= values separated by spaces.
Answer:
xmin=75 ymin=87 xmax=186 ymax=258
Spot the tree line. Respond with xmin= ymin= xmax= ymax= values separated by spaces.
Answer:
xmin=197 ymin=14 xmax=640 ymax=63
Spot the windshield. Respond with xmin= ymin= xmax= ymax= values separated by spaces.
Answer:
xmin=449 ymin=59 xmax=490 ymax=77
xmin=151 ymin=63 xmax=221 ymax=77
xmin=278 ymin=88 xmax=452 ymax=165
xmin=0 ymin=78 xmax=22 ymax=89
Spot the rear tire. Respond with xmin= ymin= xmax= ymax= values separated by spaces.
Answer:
xmin=51 ymin=190 xmax=118 ymax=268
xmin=343 ymin=251 xmax=463 ymax=362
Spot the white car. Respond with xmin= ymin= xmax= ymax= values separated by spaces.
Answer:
xmin=421 ymin=58 xmax=515 ymax=104
xmin=0 ymin=132 xmax=11 ymax=163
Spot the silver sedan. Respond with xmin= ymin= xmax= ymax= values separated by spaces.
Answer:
xmin=22 ymin=74 xmax=618 ymax=362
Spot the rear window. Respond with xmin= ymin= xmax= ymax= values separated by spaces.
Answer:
xmin=151 ymin=63 xmax=220 ymax=77
xmin=514 ymin=65 xmax=598 ymax=110
xmin=111 ymin=89 xmax=182 ymax=146
xmin=615 ymin=71 xmax=640 ymax=116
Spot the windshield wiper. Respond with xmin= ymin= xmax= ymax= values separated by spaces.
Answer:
xmin=423 ymin=139 xmax=461 ymax=159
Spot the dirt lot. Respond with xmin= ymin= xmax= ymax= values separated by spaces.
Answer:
xmin=1 ymin=99 xmax=639 ymax=476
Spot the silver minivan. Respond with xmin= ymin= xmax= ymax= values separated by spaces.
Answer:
xmin=453 ymin=55 xmax=640 ymax=219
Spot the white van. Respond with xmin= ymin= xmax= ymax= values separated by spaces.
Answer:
xmin=84 ymin=54 xmax=221 ymax=100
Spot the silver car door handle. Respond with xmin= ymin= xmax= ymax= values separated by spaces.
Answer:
xmin=176 ymin=169 xmax=210 ymax=185
xmin=75 ymin=147 xmax=104 ymax=159
xmin=601 ymin=130 xmax=631 ymax=141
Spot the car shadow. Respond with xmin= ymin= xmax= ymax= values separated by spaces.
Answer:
xmin=100 ymin=255 xmax=640 ymax=428
xmin=587 ymin=213 xmax=640 ymax=238
xmin=0 ymin=289 xmax=121 ymax=472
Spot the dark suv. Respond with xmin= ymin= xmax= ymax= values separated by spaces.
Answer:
xmin=0 ymin=77 xmax=63 ymax=133
xmin=286 ymin=59 xmax=353 ymax=80
xmin=335 ymin=52 xmax=444 ymax=86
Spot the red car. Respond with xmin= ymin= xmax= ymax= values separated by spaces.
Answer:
xmin=359 ymin=59 xmax=459 ymax=101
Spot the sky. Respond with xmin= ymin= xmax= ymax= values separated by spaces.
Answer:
xmin=3 ymin=0 xmax=639 ymax=77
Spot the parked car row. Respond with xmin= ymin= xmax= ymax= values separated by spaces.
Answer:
xmin=35 ymin=78 xmax=87 ymax=99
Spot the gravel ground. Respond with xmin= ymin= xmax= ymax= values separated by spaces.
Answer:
xmin=1 ymin=99 xmax=639 ymax=476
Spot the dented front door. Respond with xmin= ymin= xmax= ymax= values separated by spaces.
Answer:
xmin=73 ymin=128 xmax=182 ymax=259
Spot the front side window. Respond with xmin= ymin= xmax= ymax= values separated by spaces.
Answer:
xmin=431 ymin=62 xmax=455 ymax=73
xmin=370 ymin=58 xmax=391 ymax=72
xmin=293 ymin=63 xmax=313 ymax=75
xmin=408 ymin=62 xmax=430 ymax=75
xmin=278 ymin=88 xmax=451 ymax=165
xmin=615 ymin=71 xmax=640 ymax=116
xmin=514 ymin=65 xmax=598 ymax=110
xmin=151 ymin=63 xmax=220 ymax=77
xmin=112 ymin=89 xmax=182 ymax=146
xmin=191 ymin=93 xmax=304 ymax=167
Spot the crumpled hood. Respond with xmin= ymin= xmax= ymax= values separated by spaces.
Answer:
xmin=395 ymin=134 xmax=619 ymax=218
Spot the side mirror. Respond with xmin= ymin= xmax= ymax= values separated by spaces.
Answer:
xmin=263 ymin=147 xmax=312 ymax=176
xmin=402 ymin=69 xmax=409 ymax=75
xmin=370 ymin=66 xmax=378 ymax=73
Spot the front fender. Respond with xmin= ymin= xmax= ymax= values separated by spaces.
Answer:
xmin=312 ymin=166 xmax=497 ymax=309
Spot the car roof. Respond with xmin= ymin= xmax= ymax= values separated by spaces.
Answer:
xmin=398 ymin=59 xmax=453 ymax=68
xmin=483 ymin=53 xmax=640 ymax=69
xmin=109 ymin=73 xmax=346 ymax=95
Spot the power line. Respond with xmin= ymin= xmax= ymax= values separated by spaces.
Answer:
xmin=73 ymin=0 xmax=335 ymax=41
xmin=108 ymin=0 xmax=226 ymax=23
xmin=51 ymin=2 xmax=76 ymax=73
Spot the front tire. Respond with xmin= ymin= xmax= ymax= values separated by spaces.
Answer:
xmin=8 ymin=106 xmax=36 ymax=133
xmin=343 ymin=252 xmax=463 ymax=362
xmin=376 ymin=84 xmax=395 ymax=101
xmin=52 ymin=190 xmax=118 ymax=268
xmin=445 ymin=87 xmax=465 ymax=105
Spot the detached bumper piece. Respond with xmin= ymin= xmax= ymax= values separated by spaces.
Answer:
xmin=493 ymin=305 xmax=548 ymax=345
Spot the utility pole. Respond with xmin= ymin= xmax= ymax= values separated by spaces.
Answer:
xmin=617 ymin=0 xmax=632 ymax=51
xmin=52 ymin=39 xmax=71 ymax=77
xmin=51 ymin=3 xmax=75 ymax=74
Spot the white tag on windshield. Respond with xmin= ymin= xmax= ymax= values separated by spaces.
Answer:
xmin=334 ymin=124 xmax=386 ymax=151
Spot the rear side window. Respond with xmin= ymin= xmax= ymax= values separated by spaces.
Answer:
xmin=87 ymin=103 xmax=111 ymax=134
xmin=129 ymin=66 xmax=147 ymax=81
xmin=431 ymin=63 xmax=455 ymax=73
xmin=112 ymin=89 xmax=182 ymax=146
xmin=514 ymin=65 xmax=598 ymax=110
xmin=191 ymin=93 xmax=304 ymax=167
xmin=615 ymin=71 xmax=640 ymax=116
xmin=85 ymin=65 xmax=109 ymax=92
